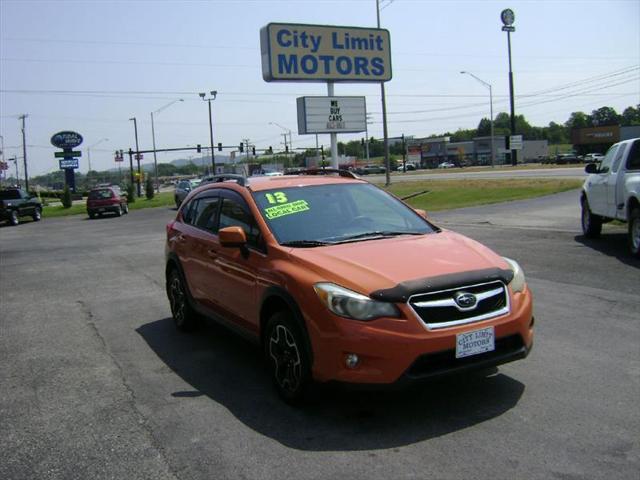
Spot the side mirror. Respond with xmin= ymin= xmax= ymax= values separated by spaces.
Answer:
xmin=219 ymin=226 xmax=247 ymax=248
xmin=585 ymin=163 xmax=598 ymax=174
xmin=414 ymin=208 xmax=428 ymax=219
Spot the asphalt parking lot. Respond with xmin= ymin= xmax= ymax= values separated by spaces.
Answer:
xmin=1 ymin=189 xmax=638 ymax=480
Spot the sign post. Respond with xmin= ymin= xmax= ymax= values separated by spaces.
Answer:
xmin=51 ymin=131 xmax=83 ymax=193
xmin=260 ymin=22 xmax=392 ymax=168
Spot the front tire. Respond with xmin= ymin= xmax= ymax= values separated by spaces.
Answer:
xmin=9 ymin=210 xmax=19 ymax=226
xmin=265 ymin=311 xmax=312 ymax=405
xmin=167 ymin=269 xmax=197 ymax=331
xmin=628 ymin=207 xmax=640 ymax=258
xmin=122 ymin=203 xmax=129 ymax=214
xmin=581 ymin=196 xmax=602 ymax=238
xmin=32 ymin=206 xmax=42 ymax=221
xmin=114 ymin=205 xmax=122 ymax=217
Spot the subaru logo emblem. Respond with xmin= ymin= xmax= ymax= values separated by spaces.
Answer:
xmin=454 ymin=292 xmax=477 ymax=309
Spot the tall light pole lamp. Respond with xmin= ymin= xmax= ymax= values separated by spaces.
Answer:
xmin=460 ymin=71 xmax=495 ymax=167
xmin=151 ymin=99 xmax=183 ymax=192
xmin=199 ymin=91 xmax=217 ymax=173
xmin=87 ymin=138 xmax=109 ymax=174
xmin=129 ymin=117 xmax=141 ymax=196
xmin=501 ymin=8 xmax=517 ymax=166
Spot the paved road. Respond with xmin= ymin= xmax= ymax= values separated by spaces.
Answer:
xmin=1 ymin=190 xmax=638 ymax=480
xmin=372 ymin=166 xmax=586 ymax=182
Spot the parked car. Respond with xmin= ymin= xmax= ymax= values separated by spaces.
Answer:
xmin=0 ymin=188 xmax=42 ymax=226
xmin=554 ymin=153 xmax=580 ymax=164
xmin=87 ymin=185 xmax=129 ymax=218
xmin=165 ymin=170 xmax=534 ymax=404
xmin=356 ymin=164 xmax=386 ymax=175
xmin=581 ymin=137 xmax=640 ymax=257
xmin=437 ymin=162 xmax=455 ymax=169
xmin=583 ymin=153 xmax=604 ymax=163
xmin=174 ymin=179 xmax=200 ymax=207
xmin=396 ymin=163 xmax=416 ymax=172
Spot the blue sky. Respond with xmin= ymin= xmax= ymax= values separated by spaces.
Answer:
xmin=1 ymin=0 xmax=639 ymax=175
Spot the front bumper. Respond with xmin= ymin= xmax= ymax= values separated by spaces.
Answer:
xmin=308 ymin=287 xmax=534 ymax=385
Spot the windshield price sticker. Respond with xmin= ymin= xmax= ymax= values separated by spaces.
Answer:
xmin=265 ymin=200 xmax=310 ymax=220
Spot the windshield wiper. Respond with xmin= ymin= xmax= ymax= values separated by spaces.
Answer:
xmin=280 ymin=240 xmax=332 ymax=248
xmin=334 ymin=231 xmax=424 ymax=243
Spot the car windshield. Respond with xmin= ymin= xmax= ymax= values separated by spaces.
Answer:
xmin=252 ymin=183 xmax=435 ymax=246
xmin=89 ymin=189 xmax=113 ymax=199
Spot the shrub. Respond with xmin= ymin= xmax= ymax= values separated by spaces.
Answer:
xmin=62 ymin=185 xmax=72 ymax=208
xmin=145 ymin=177 xmax=154 ymax=200
xmin=126 ymin=183 xmax=136 ymax=203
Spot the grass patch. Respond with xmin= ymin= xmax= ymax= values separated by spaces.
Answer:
xmin=379 ymin=178 xmax=583 ymax=211
xmin=43 ymin=192 xmax=175 ymax=218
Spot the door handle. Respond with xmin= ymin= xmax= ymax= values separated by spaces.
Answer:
xmin=207 ymin=248 xmax=219 ymax=258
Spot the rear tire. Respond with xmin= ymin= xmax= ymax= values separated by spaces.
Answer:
xmin=114 ymin=205 xmax=122 ymax=217
xmin=628 ymin=207 xmax=640 ymax=258
xmin=9 ymin=210 xmax=19 ymax=226
xmin=581 ymin=196 xmax=602 ymax=238
xmin=32 ymin=207 xmax=42 ymax=221
xmin=167 ymin=269 xmax=197 ymax=332
xmin=122 ymin=203 xmax=129 ymax=214
xmin=264 ymin=311 xmax=312 ymax=405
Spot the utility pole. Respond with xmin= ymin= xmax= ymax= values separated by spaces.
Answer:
xmin=19 ymin=114 xmax=29 ymax=191
xmin=129 ymin=117 xmax=141 ymax=196
xmin=376 ymin=0 xmax=391 ymax=186
xmin=199 ymin=91 xmax=217 ymax=174
xmin=243 ymin=138 xmax=251 ymax=164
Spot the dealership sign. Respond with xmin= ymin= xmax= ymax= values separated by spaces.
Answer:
xmin=297 ymin=96 xmax=366 ymax=134
xmin=260 ymin=23 xmax=392 ymax=82
xmin=50 ymin=131 xmax=83 ymax=149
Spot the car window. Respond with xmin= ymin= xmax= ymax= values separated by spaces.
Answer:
xmin=611 ymin=144 xmax=628 ymax=173
xmin=0 ymin=190 xmax=20 ymax=200
xmin=185 ymin=196 xmax=219 ymax=231
xmin=178 ymin=181 xmax=190 ymax=189
xmin=626 ymin=140 xmax=640 ymax=171
xmin=89 ymin=189 xmax=114 ymax=199
xmin=599 ymin=144 xmax=619 ymax=173
xmin=218 ymin=194 xmax=263 ymax=250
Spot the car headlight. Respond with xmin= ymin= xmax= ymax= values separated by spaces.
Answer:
xmin=314 ymin=283 xmax=400 ymax=321
xmin=503 ymin=257 xmax=526 ymax=293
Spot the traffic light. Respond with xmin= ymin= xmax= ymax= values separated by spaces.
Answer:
xmin=196 ymin=144 xmax=201 ymax=153
xmin=218 ymin=142 xmax=222 ymax=151
xmin=268 ymin=146 xmax=273 ymax=154
xmin=239 ymin=142 xmax=244 ymax=153
xmin=285 ymin=145 xmax=289 ymax=153
xmin=361 ymin=138 xmax=365 ymax=146
xmin=252 ymin=146 xmax=256 ymax=156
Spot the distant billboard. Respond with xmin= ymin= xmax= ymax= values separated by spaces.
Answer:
xmin=51 ymin=131 xmax=83 ymax=149
xmin=571 ymin=125 xmax=620 ymax=145
xmin=297 ymin=96 xmax=366 ymax=134
xmin=261 ymin=23 xmax=392 ymax=82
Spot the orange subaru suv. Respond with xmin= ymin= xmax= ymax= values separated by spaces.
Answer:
xmin=165 ymin=170 xmax=534 ymax=403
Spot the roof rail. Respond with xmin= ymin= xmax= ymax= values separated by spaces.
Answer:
xmin=284 ymin=168 xmax=359 ymax=179
xmin=202 ymin=174 xmax=246 ymax=187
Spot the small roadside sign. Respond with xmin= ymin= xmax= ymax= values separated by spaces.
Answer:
xmin=59 ymin=159 xmax=79 ymax=169
xmin=509 ymin=135 xmax=523 ymax=150
xmin=55 ymin=151 xmax=82 ymax=158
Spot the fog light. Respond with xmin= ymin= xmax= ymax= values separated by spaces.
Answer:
xmin=345 ymin=353 xmax=360 ymax=369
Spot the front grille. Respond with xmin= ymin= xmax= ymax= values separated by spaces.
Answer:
xmin=409 ymin=280 xmax=509 ymax=329
xmin=406 ymin=334 xmax=525 ymax=378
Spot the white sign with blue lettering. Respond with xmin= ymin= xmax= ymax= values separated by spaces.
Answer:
xmin=261 ymin=23 xmax=392 ymax=82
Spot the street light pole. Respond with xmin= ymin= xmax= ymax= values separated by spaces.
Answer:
xmin=460 ymin=71 xmax=495 ymax=167
xmin=19 ymin=114 xmax=28 ymax=191
xmin=87 ymin=137 xmax=109 ymax=175
xmin=151 ymin=98 xmax=183 ymax=193
xmin=199 ymin=91 xmax=217 ymax=174
xmin=501 ymin=8 xmax=517 ymax=166
xmin=376 ymin=0 xmax=391 ymax=186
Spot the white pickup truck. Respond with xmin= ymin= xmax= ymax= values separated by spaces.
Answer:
xmin=581 ymin=137 xmax=640 ymax=257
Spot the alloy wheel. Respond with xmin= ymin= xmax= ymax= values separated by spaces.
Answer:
xmin=269 ymin=324 xmax=302 ymax=394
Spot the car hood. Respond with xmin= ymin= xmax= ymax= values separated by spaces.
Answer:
xmin=286 ymin=230 xmax=509 ymax=295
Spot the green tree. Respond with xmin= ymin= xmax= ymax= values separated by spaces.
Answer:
xmin=590 ymin=106 xmax=620 ymax=126
xmin=126 ymin=183 xmax=136 ymax=203
xmin=62 ymin=185 xmax=72 ymax=208
xmin=565 ymin=111 xmax=592 ymax=130
xmin=477 ymin=118 xmax=492 ymax=136
xmin=145 ymin=177 xmax=154 ymax=200
xmin=621 ymin=105 xmax=640 ymax=126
